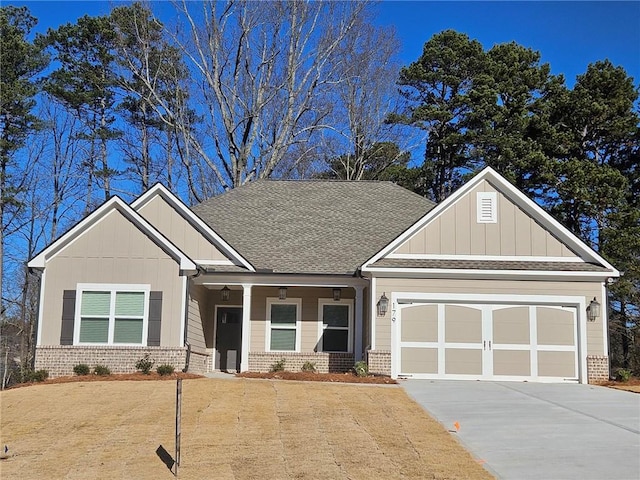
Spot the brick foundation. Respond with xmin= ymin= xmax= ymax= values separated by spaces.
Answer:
xmin=587 ymin=355 xmax=610 ymax=383
xmin=366 ymin=350 xmax=391 ymax=376
xmin=35 ymin=345 xmax=187 ymax=378
xmin=248 ymin=352 xmax=354 ymax=373
xmin=187 ymin=350 xmax=210 ymax=375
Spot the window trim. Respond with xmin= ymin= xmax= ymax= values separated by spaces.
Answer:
xmin=265 ymin=297 xmax=302 ymax=352
xmin=73 ymin=283 xmax=151 ymax=346
xmin=317 ymin=299 xmax=353 ymax=353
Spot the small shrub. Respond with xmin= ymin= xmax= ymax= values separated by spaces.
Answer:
xmin=18 ymin=368 xmax=49 ymax=383
xmin=16 ymin=368 xmax=33 ymax=383
xmin=270 ymin=358 xmax=286 ymax=372
xmin=157 ymin=364 xmax=175 ymax=376
xmin=93 ymin=365 xmax=111 ymax=376
xmin=31 ymin=369 xmax=49 ymax=382
xmin=73 ymin=363 xmax=91 ymax=376
xmin=301 ymin=361 xmax=316 ymax=373
xmin=135 ymin=354 xmax=155 ymax=375
xmin=353 ymin=360 xmax=368 ymax=377
xmin=616 ymin=368 xmax=632 ymax=382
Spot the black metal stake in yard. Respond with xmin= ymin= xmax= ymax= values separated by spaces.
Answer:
xmin=174 ymin=378 xmax=182 ymax=477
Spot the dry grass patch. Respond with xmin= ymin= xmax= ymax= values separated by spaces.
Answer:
xmin=1 ymin=379 xmax=492 ymax=479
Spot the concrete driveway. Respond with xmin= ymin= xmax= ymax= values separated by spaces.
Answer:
xmin=402 ymin=380 xmax=640 ymax=480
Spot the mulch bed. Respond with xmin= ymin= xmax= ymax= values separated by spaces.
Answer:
xmin=7 ymin=371 xmax=396 ymax=389
xmin=597 ymin=377 xmax=640 ymax=393
xmin=236 ymin=371 xmax=397 ymax=384
xmin=598 ymin=377 xmax=640 ymax=385
xmin=7 ymin=371 xmax=203 ymax=389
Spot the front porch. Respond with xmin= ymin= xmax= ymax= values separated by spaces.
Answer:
xmin=186 ymin=274 xmax=369 ymax=374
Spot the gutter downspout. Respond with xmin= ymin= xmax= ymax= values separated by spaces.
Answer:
xmin=182 ymin=267 xmax=202 ymax=373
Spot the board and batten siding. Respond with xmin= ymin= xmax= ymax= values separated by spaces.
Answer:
xmin=374 ymin=278 xmax=604 ymax=356
xmin=249 ymin=287 xmax=356 ymax=353
xmin=394 ymin=180 xmax=578 ymax=257
xmin=137 ymin=194 xmax=229 ymax=262
xmin=39 ymin=210 xmax=184 ymax=347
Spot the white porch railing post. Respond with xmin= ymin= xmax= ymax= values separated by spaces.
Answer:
xmin=240 ymin=284 xmax=252 ymax=372
xmin=354 ymin=285 xmax=364 ymax=361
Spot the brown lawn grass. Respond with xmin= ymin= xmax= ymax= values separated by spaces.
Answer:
xmin=0 ymin=378 xmax=493 ymax=479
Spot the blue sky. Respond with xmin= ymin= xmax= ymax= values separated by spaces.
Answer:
xmin=12 ymin=1 xmax=640 ymax=87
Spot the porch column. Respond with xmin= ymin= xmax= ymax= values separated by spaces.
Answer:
xmin=240 ymin=284 xmax=252 ymax=372
xmin=354 ymin=285 xmax=364 ymax=361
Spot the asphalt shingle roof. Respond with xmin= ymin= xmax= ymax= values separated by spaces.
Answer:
xmin=192 ymin=180 xmax=435 ymax=275
xmin=370 ymin=258 xmax=609 ymax=272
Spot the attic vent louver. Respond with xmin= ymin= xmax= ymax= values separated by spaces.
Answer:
xmin=477 ymin=192 xmax=497 ymax=223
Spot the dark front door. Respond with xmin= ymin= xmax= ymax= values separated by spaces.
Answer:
xmin=215 ymin=307 xmax=242 ymax=372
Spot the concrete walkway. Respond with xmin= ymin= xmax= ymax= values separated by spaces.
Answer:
xmin=401 ymin=380 xmax=640 ymax=480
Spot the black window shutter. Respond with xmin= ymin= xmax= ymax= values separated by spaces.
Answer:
xmin=147 ymin=291 xmax=163 ymax=346
xmin=60 ymin=290 xmax=76 ymax=345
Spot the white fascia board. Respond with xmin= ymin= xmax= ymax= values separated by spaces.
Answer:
xmin=361 ymin=167 xmax=619 ymax=276
xmin=131 ymin=183 xmax=255 ymax=272
xmin=28 ymin=196 xmax=197 ymax=274
xmin=363 ymin=266 xmax=614 ymax=281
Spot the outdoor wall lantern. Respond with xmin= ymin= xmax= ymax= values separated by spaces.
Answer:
xmin=377 ymin=292 xmax=389 ymax=317
xmin=220 ymin=285 xmax=231 ymax=302
xmin=279 ymin=286 xmax=288 ymax=300
xmin=333 ymin=288 xmax=342 ymax=301
xmin=587 ymin=297 xmax=601 ymax=322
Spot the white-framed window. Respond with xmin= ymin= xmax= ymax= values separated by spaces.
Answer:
xmin=266 ymin=297 xmax=301 ymax=352
xmin=317 ymin=299 xmax=353 ymax=353
xmin=74 ymin=284 xmax=150 ymax=345
xmin=477 ymin=191 xmax=498 ymax=223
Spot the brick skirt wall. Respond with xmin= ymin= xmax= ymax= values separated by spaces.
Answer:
xmin=248 ymin=352 xmax=355 ymax=373
xmin=366 ymin=350 xmax=391 ymax=376
xmin=35 ymin=345 xmax=187 ymax=378
xmin=187 ymin=350 xmax=210 ymax=375
xmin=587 ymin=355 xmax=609 ymax=383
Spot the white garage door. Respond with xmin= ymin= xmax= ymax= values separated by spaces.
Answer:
xmin=397 ymin=303 xmax=578 ymax=382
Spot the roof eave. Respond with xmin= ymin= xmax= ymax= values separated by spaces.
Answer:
xmin=362 ymin=266 xmax=617 ymax=281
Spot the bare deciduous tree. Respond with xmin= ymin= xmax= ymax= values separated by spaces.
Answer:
xmin=322 ymin=18 xmax=407 ymax=180
xmin=118 ymin=0 xmax=370 ymax=198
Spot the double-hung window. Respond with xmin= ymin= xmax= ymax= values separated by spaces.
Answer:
xmin=75 ymin=284 xmax=149 ymax=345
xmin=266 ymin=298 xmax=301 ymax=352
xmin=318 ymin=299 xmax=353 ymax=352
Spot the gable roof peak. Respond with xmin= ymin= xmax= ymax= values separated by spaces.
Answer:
xmin=28 ymin=195 xmax=197 ymax=272
xmin=362 ymin=166 xmax=619 ymax=276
